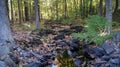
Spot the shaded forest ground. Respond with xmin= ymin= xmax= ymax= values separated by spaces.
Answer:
xmin=10 ymin=15 xmax=120 ymax=67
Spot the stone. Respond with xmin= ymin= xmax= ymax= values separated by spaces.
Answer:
xmin=110 ymin=54 xmax=120 ymax=58
xmin=67 ymin=50 xmax=72 ymax=57
xmin=91 ymin=47 xmax=105 ymax=58
xmin=74 ymin=59 xmax=83 ymax=67
xmin=70 ymin=25 xmax=83 ymax=32
xmin=24 ymin=62 xmax=41 ymax=67
xmin=110 ymin=58 xmax=120 ymax=67
xmin=71 ymin=38 xmax=80 ymax=44
xmin=57 ymin=41 xmax=66 ymax=46
xmin=72 ymin=52 xmax=79 ymax=58
xmin=53 ymin=33 xmax=65 ymax=40
xmin=101 ymin=55 xmax=110 ymax=61
xmin=114 ymin=32 xmax=120 ymax=42
xmin=84 ymin=48 xmax=95 ymax=60
xmin=3 ymin=57 xmax=17 ymax=67
xmin=0 ymin=61 xmax=6 ymax=67
xmin=0 ymin=46 xmax=10 ymax=57
xmin=110 ymin=58 xmax=120 ymax=65
xmin=69 ymin=41 xmax=79 ymax=51
xmin=101 ymin=42 xmax=115 ymax=55
xmin=59 ymin=29 xmax=71 ymax=35
xmin=94 ymin=61 xmax=106 ymax=67
xmin=42 ymin=54 xmax=52 ymax=59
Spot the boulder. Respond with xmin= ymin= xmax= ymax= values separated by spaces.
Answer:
xmin=0 ymin=61 xmax=6 ymax=67
xmin=101 ymin=42 xmax=115 ymax=55
xmin=110 ymin=58 xmax=120 ymax=67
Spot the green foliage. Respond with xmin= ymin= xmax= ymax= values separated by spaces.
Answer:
xmin=60 ymin=17 xmax=73 ymax=25
xmin=56 ymin=50 xmax=76 ymax=67
xmin=72 ymin=15 xmax=113 ymax=45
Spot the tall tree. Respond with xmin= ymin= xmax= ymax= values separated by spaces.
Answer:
xmin=34 ymin=0 xmax=40 ymax=29
xmin=24 ymin=1 xmax=29 ymax=21
xmin=98 ymin=0 xmax=103 ymax=16
xmin=79 ymin=0 xmax=83 ymax=18
xmin=89 ymin=0 xmax=93 ymax=15
xmin=114 ymin=0 xmax=119 ymax=13
xmin=0 ymin=0 xmax=14 ymax=47
xmin=10 ymin=0 xmax=14 ymax=24
xmin=56 ymin=0 xmax=58 ymax=20
xmin=105 ymin=0 xmax=112 ymax=33
xmin=106 ymin=0 xmax=112 ymax=22
xmin=64 ymin=0 xmax=67 ymax=18
xmin=17 ymin=0 xmax=22 ymax=23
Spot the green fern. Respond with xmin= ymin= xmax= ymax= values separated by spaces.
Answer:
xmin=72 ymin=15 xmax=113 ymax=45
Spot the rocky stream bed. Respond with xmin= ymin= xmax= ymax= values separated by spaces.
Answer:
xmin=0 ymin=23 xmax=120 ymax=67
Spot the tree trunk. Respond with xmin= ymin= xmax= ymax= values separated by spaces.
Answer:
xmin=79 ymin=0 xmax=83 ymax=18
xmin=89 ymin=0 xmax=93 ymax=15
xmin=98 ymin=0 xmax=103 ymax=16
xmin=10 ymin=0 xmax=14 ymax=24
xmin=0 ymin=0 xmax=14 ymax=47
xmin=34 ymin=0 xmax=40 ymax=29
xmin=17 ymin=0 xmax=21 ymax=23
xmin=105 ymin=0 xmax=112 ymax=33
xmin=64 ymin=0 xmax=67 ymax=18
xmin=114 ymin=0 xmax=119 ymax=13
xmin=106 ymin=0 xmax=112 ymax=22
xmin=56 ymin=0 xmax=58 ymax=21
xmin=24 ymin=1 xmax=29 ymax=21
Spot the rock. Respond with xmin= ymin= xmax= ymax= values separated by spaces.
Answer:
xmin=101 ymin=55 xmax=110 ymax=61
xmin=3 ymin=57 xmax=17 ymax=67
xmin=42 ymin=54 xmax=52 ymax=59
xmin=110 ymin=54 xmax=120 ymax=58
xmin=71 ymin=38 xmax=80 ymax=44
xmin=67 ymin=49 xmax=80 ymax=58
xmin=28 ymin=38 xmax=42 ymax=45
xmin=91 ymin=47 xmax=105 ymax=58
xmin=101 ymin=42 xmax=115 ymax=55
xmin=94 ymin=61 xmax=106 ymax=67
xmin=114 ymin=32 xmax=120 ymax=42
xmin=110 ymin=58 xmax=120 ymax=65
xmin=70 ymin=25 xmax=83 ymax=32
xmin=57 ymin=41 xmax=66 ymax=46
xmin=37 ymin=29 xmax=56 ymax=36
xmin=0 ymin=61 xmax=6 ymax=67
xmin=84 ymin=48 xmax=95 ymax=60
xmin=24 ymin=62 xmax=41 ymax=67
xmin=67 ymin=50 xmax=72 ymax=57
xmin=110 ymin=58 xmax=120 ymax=67
xmin=69 ymin=41 xmax=79 ymax=51
xmin=53 ymin=33 xmax=65 ymax=40
xmin=74 ymin=59 xmax=83 ymax=67
xmin=72 ymin=52 xmax=79 ymax=58
xmin=0 ymin=46 xmax=10 ymax=57
xmin=59 ymin=29 xmax=71 ymax=35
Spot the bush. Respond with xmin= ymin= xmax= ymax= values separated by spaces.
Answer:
xmin=72 ymin=15 xmax=113 ymax=45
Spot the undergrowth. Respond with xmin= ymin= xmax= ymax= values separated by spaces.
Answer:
xmin=72 ymin=15 xmax=114 ymax=45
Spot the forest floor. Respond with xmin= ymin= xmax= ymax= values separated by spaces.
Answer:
xmin=8 ymin=21 xmax=120 ymax=67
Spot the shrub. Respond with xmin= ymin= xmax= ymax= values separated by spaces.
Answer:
xmin=72 ymin=15 xmax=113 ymax=45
